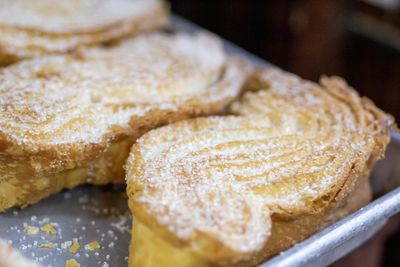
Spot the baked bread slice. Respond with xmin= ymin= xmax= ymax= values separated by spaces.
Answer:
xmin=0 ymin=32 xmax=247 ymax=212
xmin=126 ymin=67 xmax=394 ymax=266
xmin=0 ymin=0 xmax=168 ymax=65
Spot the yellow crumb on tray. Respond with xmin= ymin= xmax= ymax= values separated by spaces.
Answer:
xmin=69 ymin=242 xmax=80 ymax=254
xmin=85 ymin=241 xmax=100 ymax=251
xmin=23 ymin=223 xmax=39 ymax=235
xmin=40 ymin=223 xmax=57 ymax=235
xmin=65 ymin=259 xmax=80 ymax=267
xmin=39 ymin=242 xmax=57 ymax=249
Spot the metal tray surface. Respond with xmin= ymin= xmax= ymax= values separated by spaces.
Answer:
xmin=0 ymin=16 xmax=399 ymax=267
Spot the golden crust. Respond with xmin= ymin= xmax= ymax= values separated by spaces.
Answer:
xmin=236 ymin=177 xmax=372 ymax=267
xmin=0 ymin=32 xmax=248 ymax=212
xmin=0 ymin=0 xmax=169 ymax=65
xmin=126 ymin=67 xmax=394 ymax=266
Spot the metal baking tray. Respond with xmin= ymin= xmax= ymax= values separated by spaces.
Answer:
xmin=0 ymin=16 xmax=399 ymax=267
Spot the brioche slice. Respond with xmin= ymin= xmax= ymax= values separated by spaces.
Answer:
xmin=0 ymin=0 xmax=168 ymax=65
xmin=0 ymin=32 xmax=247 ymax=212
xmin=126 ymin=67 xmax=394 ymax=266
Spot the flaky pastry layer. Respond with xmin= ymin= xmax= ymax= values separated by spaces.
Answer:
xmin=128 ymin=177 xmax=371 ymax=267
xmin=0 ymin=0 xmax=169 ymax=65
xmin=0 ymin=137 xmax=133 ymax=211
xmin=0 ymin=32 xmax=248 ymax=211
xmin=126 ymin=67 xmax=394 ymax=266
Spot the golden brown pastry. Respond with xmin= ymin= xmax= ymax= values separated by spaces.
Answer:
xmin=0 ymin=32 xmax=247 ymax=212
xmin=0 ymin=0 xmax=168 ymax=65
xmin=126 ymin=67 xmax=394 ymax=266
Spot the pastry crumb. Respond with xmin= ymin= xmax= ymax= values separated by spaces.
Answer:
xmin=23 ymin=223 xmax=39 ymax=235
xmin=65 ymin=258 xmax=80 ymax=267
xmin=39 ymin=242 xmax=57 ymax=249
xmin=85 ymin=241 xmax=100 ymax=251
xmin=40 ymin=223 xmax=57 ymax=235
xmin=69 ymin=242 xmax=80 ymax=254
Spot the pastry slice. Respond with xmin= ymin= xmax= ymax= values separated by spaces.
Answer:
xmin=0 ymin=0 xmax=168 ymax=65
xmin=0 ymin=32 xmax=247 ymax=212
xmin=126 ymin=67 xmax=394 ymax=266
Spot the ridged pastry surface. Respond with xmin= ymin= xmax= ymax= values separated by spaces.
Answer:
xmin=0 ymin=0 xmax=168 ymax=63
xmin=126 ymin=67 xmax=394 ymax=265
xmin=0 ymin=32 xmax=247 ymax=211
xmin=0 ymin=0 xmax=163 ymax=33
xmin=0 ymin=32 xmax=239 ymax=147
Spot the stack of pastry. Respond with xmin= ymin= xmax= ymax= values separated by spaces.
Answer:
xmin=125 ymin=67 xmax=394 ymax=266
xmin=0 ymin=1 xmax=395 ymax=266
xmin=0 ymin=0 xmax=168 ymax=65
xmin=0 ymin=31 xmax=246 ymax=211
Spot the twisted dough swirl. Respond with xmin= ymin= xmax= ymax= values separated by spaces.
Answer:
xmin=0 ymin=32 xmax=245 ymax=172
xmin=127 ymin=67 xmax=394 ymax=264
xmin=0 ymin=0 xmax=169 ymax=63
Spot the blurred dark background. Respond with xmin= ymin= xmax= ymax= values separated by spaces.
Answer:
xmin=170 ymin=0 xmax=400 ymax=266
xmin=170 ymin=0 xmax=400 ymax=122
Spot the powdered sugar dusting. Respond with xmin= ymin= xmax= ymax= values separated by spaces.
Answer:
xmin=0 ymin=0 xmax=169 ymax=63
xmin=0 ymin=32 xmax=242 ymax=151
xmin=0 ymin=0 xmax=163 ymax=33
xmin=126 ymin=67 xmax=393 ymax=258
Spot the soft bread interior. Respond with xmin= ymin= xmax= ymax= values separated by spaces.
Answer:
xmin=0 ymin=137 xmax=133 ymax=211
xmin=130 ymin=218 xmax=210 ymax=267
